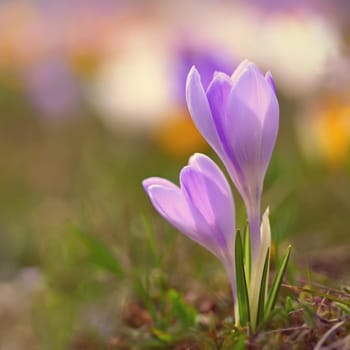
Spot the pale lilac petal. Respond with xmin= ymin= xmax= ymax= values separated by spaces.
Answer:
xmin=206 ymin=72 xmax=233 ymax=155
xmin=224 ymin=78 xmax=263 ymax=193
xmin=230 ymin=59 xmax=252 ymax=85
xmin=188 ymin=153 xmax=231 ymax=196
xmin=142 ymin=177 xmax=176 ymax=192
xmin=224 ymin=63 xmax=278 ymax=190
xmin=144 ymin=178 xmax=220 ymax=257
xmin=260 ymin=93 xmax=279 ymax=175
xmin=180 ymin=164 xmax=235 ymax=253
xmin=265 ymin=71 xmax=277 ymax=95
xmin=186 ymin=66 xmax=222 ymax=152
xmin=146 ymin=183 xmax=196 ymax=239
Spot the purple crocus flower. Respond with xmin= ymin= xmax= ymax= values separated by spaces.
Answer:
xmin=143 ymin=153 xmax=236 ymax=300
xmin=173 ymin=43 xmax=237 ymax=107
xmin=186 ymin=60 xmax=279 ymax=259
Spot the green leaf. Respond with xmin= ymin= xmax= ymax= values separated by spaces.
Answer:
xmin=167 ymin=289 xmax=197 ymax=328
xmin=71 ymin=225 xmax=124 ymax=277
xmin=242 ymin=223 xmax=251 ymax=285
xmin=256 ymin=248 xmax=270 ymax=327
xmin=151 ymin=328 xmax=177 ymax=344
xmin=343 ymin=286 xmax=350 ymax=295
xmin=285 ymin=296 xmax=293 ymax=314
xmin=235 ymin=230 xmax=250 ymax=327
xmin=265 ymin=245 xmax=291 ymax=316
xmin=336 ymin=302 xmax=350 ymax=315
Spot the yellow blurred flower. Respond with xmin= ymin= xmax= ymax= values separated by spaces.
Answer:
xmin=298 ymin=94 xmax=350 ymax=167
xmin=154 ymin=109 xmax=208 ymax=158
xmin=315 ymin=102 xmax=350 ymax=166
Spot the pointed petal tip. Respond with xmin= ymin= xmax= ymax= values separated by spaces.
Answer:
xmin=231 ymin=59 xmax=260 ymax=84
xmin=142 ymin=178 xmax=154 ymax=193
xmin=186 ymin=66 xmax=200 ymax=94
xmin=187 ymin=65 xmax=199 ymax=80
xmin=179 ymin=164 xmax=193 ymax=185
xmin=142 ymin=177 xmax=177 ymax=194
xmin=186 ymin=65 xmax=202 ymax=98
xmin=188 ymin=152 xmax=208 ymax=166
xmin=213 ymin=70 xmax=232 ymax=80
xmin=265 ymin=71 xmax=277 ymax=95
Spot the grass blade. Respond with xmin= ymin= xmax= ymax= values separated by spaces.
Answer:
xmin=242 ymin=222 xmax=251 ymax=286
xmin=256 ymin=248 xmax=270 ymax=327
xmin=142 ymin=214 xmax=161 ymax=267
xmin=265 ymin=245 xmax=291 ymax=316
xmin=235 ymin=230 xmax=250 ymax=327
xmin=71 ymin=225 xmax=124 ymax=277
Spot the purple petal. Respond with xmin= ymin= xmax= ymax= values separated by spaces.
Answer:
xmin=265 ymin=71 xmax=277 ymax=95
xmin=205 ymin=72 xmax=244 ymax=183
xmin=186 ymin=66 xmax=222 ymax=152
xmin=230 ymin=59 xmax=252 ymax=84
xmin=225 ymin=63 xmax=278 ymax=187
xmin=145 ymin=181 xmax=196 ymax=237
xmin=206 ymin=72 xmax=232 ymax=148
xmin=223 ymin=73 xmax=264 ymax=195
xmin=180 ymin=161 xmax=235 ymax=252
xmin=260 ymin=93 xmax=279 ymax=175
xmin=144 ymin=177 xmax=219 ymax=257
xmin=143 ymin=177 xmax=176 ymax=192
xmin=188 ymin=153 xmax=231 ymax=195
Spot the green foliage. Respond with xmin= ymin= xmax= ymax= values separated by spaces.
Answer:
xmin=167 ymin=289 xmax=197 ymax=329
xmin=221 ymin=332 xmax=247 ymax=350
xmin=235 ymin=230 xmax=250 ymax=327
xmin=71 ymin=225 xmax=124 ymax=277
xmin=265 ymin=245 xmax=292 ymax=316
xmin=285 ymin=296 xmax=294 ymax=314
xmin=234 ymin=227 xmax=292 ymax=332
xmin=242 ymin=223 xmax=251 ymax=286
xmin=257 ymin=248 xmax=270 ymax=326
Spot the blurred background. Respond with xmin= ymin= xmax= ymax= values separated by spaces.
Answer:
xmin=0 ymin=0 xmax=350 ymax=348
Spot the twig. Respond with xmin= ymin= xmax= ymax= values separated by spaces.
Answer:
xmin=295 ymin=279 xmax=350 ymax=299
xmin=322 ymin=334 xmax=350 ymax=350
xmin=262 ymin=325 xmax=309 ymax=335
xmin=314 ymin=321 xmax=345 ymax=350
xmin=282 ymin=284 xmax=350 ymax=307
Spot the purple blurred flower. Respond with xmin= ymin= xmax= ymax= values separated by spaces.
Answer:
xmin=143 ymin=153 xmax=236 ymax=299
xmin=186 ymin=60 xmax=279 ymax=258
xmin=245 ymin=0 xmax=315 ymax=14
xmin=23 ymin=58 xmax=80 ymax=120
xmin=173 ymin=44 xmax=237 ymax=106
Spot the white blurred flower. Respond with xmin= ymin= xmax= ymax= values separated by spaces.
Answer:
xmin=257 ymin=14 xmax=339 ymax=95
xmin=168 ymin=2 xmax=340 ymax=96
xmin=90 ymin=30 xmax=172 ymax=132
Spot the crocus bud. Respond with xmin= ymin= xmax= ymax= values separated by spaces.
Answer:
xmin=186 ymin=60 xmax=279 ymax=258
xmin=143 ymin=153 xmax=236 ymax=300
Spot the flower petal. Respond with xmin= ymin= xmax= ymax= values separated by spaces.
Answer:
xmin=143 ymin=177 xmax=177 ymax=192
xmin=144 ymin=178 xmax=219 ymax=257
xmin=260 ymin=98 xmax=279 ymax=176
xmin=186 ymin=66 xmax=222 ymax=152
xmin=180 ymin=160 xmax=235 ymax=254
xmin=230 ymin=59 xmax=251 ymax=84
xmin=265 ymin=71 xmax=277 ymax=95
xmin=206 ymin=72 xmax=233 ymax=159
xmin=188 ymin=153 xmax=231 ymax=196
xmin=145 ymin=181 xmax=195 ymax=236
xmin=224 ymin=63 xmax=278 ymax=195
